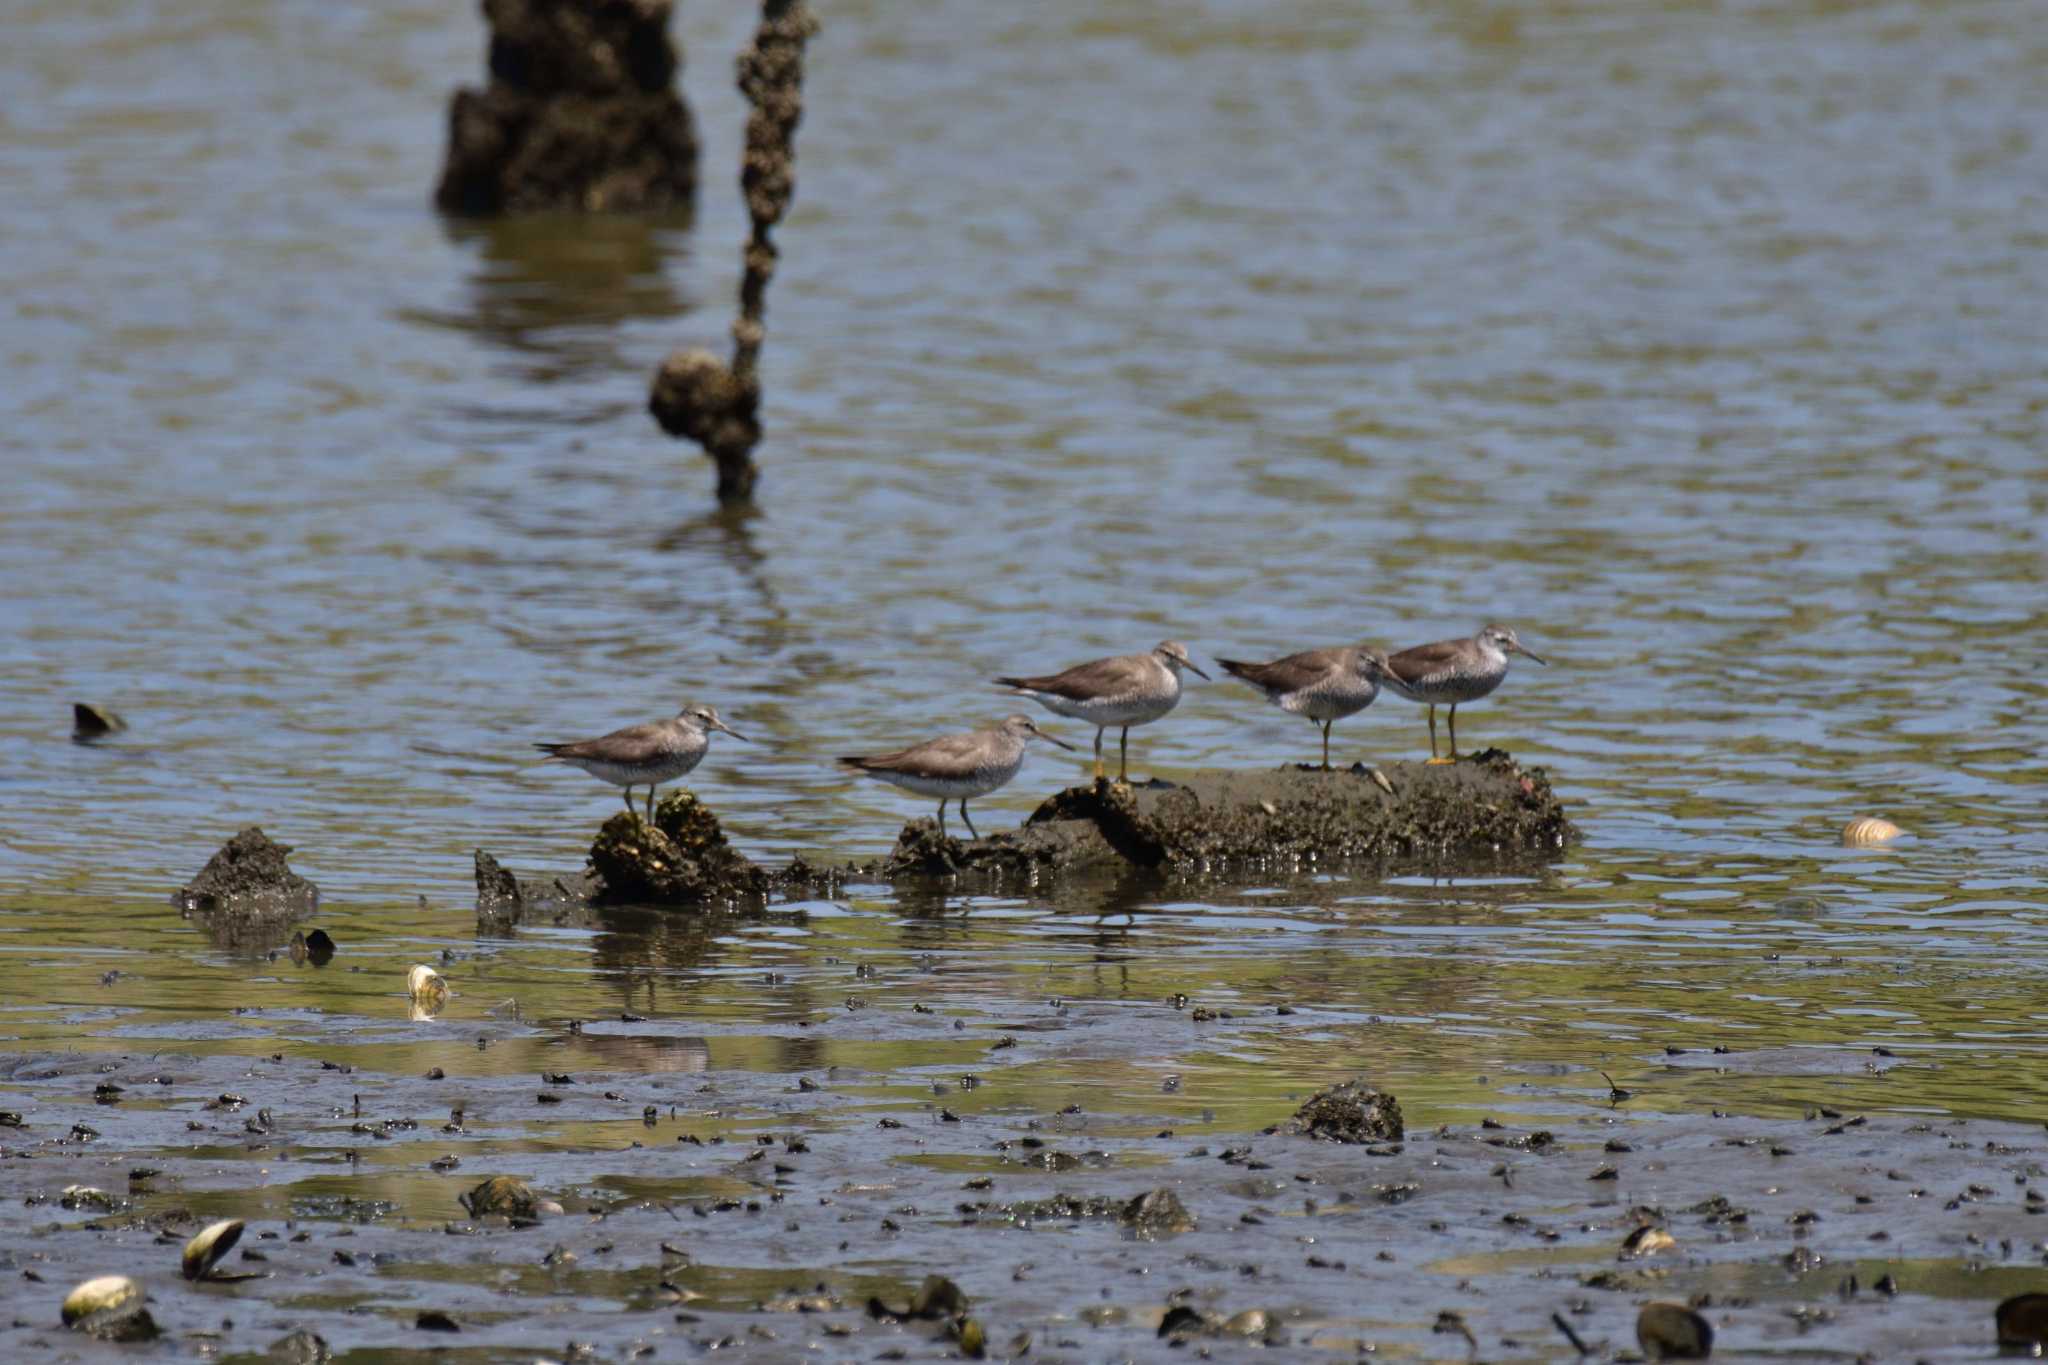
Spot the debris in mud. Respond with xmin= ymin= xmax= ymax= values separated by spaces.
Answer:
xmin=181 ymin=1218 xmax=244 ymax=1281
xmin=867 ymin=1273 xmax=969 ymax=1322
xmin=59 ymin=1184 xmax=125 ymax=1212
xmin=1122 ymin=1187 xmax=1197 ymax=1238
xmin=458 ymin=1175 xmax=557 ymax=1223
xmin=588 ymin=792 xmax=770 ymax=906
xmin=71 ymin=702 xmax=126 ymax=741
xmin=1620 ymin=1224 xmax=1677 ymax=1258
xmin=1637 ymin=1300 xmax=1713 ymax=1359
xmin=1274 ymin=1079 xmax=1404 ymax=1144
xmin=175 ymin=827 xmax=320 ymax=945
xmin=1159 ymin=1305 xmax=1283 ymax=1343
xmin=60 ymin=1274 xmax=158 ymax=1341
xmin=264 ymin=1328 xmax=332 ymax=1364
xmin=288 ymin=928 xmax=336 ymax=967
xmin=434 ymin=0 xmax=698 ymax=215
xmin=967 ymin=1187 xmax=1196 ymax=1239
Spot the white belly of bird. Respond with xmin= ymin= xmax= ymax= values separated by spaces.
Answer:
xmin=1280 ymin=683 xmax=1376 ymax=722
xmin=1024 ymin=690 xmax=1178 ymax=729
xmin=866 ymin=757 xmax=1021 ymax=800
xmin=1388 ymin=670 xmax=1502 ymax=706
xmin=567 ymin=752 xmax=702 ymax=788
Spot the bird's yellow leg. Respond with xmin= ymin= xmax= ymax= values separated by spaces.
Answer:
xmin=1425 ymin=704 xmax=1454 ymax=764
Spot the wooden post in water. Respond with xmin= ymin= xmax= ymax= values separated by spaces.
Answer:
xmin=648 ymin=0 xmax=817 ymax=504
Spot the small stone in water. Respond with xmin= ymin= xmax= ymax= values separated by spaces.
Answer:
xmin=1636 ymin=1301 xmax=1712 ymax=1359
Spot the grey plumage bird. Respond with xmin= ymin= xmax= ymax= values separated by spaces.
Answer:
xmin=535 ymin=703 xmax=748 ymax=821
xmin=1380 ymin=625 xmax=1546 ymax=763
xmin=839 ymin=714 xmax=1075 ymax=840
xmin=1217 ymin=642 xmax=1398 ymax=770
xmin=994 ymin=640 xmax=1207 ymax=781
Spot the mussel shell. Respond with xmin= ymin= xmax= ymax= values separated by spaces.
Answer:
xmin=408 ymin=964 xmax=448 ymax=1018
xmin=1622 ymin=1225 xmax=1678 ymax=1257
xmin=61 ymin=1274 xmax=142 ymax=1325
xmin=1841 ymin=816 xmax=1904 ymax=847
xmin=182 ymin=1218 xmax=244 ymax=1281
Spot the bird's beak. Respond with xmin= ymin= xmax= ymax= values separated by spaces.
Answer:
xmin=1511 ymin=642 xmax=1548 ymax=666
xmin=714 ymin=718 xmax=751 ymax=742
xmin=1033 ymin=725 xmax=1077 ymax=751
xmin=1183 ymin=658 xmax=1211 ymax=680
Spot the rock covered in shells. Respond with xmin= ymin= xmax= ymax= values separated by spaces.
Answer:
xmin=459 ymin=1175 xmax=558 ymax=1222
xmin=435 ymin=0 xmax=698 ymax=214
xmin=1275 ymin=1079 xmax=1404 ymax=1144
xmin=175 ymin=827 xmax=320 ymax=946
xmin=587 ymin=791 xmax=768 ymax=907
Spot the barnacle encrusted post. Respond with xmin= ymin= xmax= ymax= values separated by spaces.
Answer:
xmin=648 ymin=0 xmax=817 ymax=503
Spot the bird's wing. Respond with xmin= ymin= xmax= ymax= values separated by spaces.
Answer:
xmin=1004 ymin=654 xmax=1147 ymax=702
xmin=1220 ymin=647 xmax=1345 ymax=695
xmin=843 ymin=731 xmax=985 ymax=773
xmin=545 ymin=721 xmax=670 ymax=763
xmin=1385 ymin=639 xmax=1467 ymax=689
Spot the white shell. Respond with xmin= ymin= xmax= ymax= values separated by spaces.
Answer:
xmin=1842 ymin=816 xmax=1904 ymax=847
xmin=62 ymin=1274 xmax=141 ymax=1325
xmin=408 ymin=965 xmax=449 ymax=1019
xmin=182 ymin=1218 xmax=244 ymax=1281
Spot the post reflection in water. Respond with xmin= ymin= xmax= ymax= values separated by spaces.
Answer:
xmin=407 ymin=212 xmax=698 ymax=387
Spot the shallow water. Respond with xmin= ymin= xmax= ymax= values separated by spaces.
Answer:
xmin=2 ymin=0 xmax=2046 ymax=1356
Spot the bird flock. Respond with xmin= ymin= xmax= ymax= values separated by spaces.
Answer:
xmin=535 ymin=625 xmax=1547 ymax=840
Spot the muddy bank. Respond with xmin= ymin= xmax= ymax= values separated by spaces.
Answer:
xmin=0 ymin=1033 xmax=2038 ymax=1362
xmin=435 ymin=0 xmax=698 ymax=214
xmin=868 ymin=748 xmax=1571 ymax=881
xmin=477 ymin=752 xmax=1571 ymax=925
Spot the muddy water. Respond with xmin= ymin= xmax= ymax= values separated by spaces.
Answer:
xmin=2 ymin=0 xmax=2046 ymax=1358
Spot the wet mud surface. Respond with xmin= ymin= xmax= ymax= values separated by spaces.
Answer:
xmin=2 ymin=1021 xmax=2042 ymax=1361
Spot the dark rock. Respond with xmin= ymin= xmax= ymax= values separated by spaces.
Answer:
xmin=175 ymin=828 xmax=319 ymax=947
xmin=475 ymin=849 xmax=521 ymax=910
xmin=868 ymin=753 xmax=1575 ymax=884
xmin=71 ymin=703 xmax=126 ymax=741
xmin=1636 ymin=1301 xmax=1712 ymax=1359
xmin=436 ymin=0 xmax=697 ymax=215
xmin=475 ymin=850 xmax=604 ymax=930
xmin=1278 ymin=1079 xmax=1404 ymax=1144
xmin=589 ymin=792 xmax=769 ymax=908
xmin=1998 ymin=1293 xmax=2048 ymax=1349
